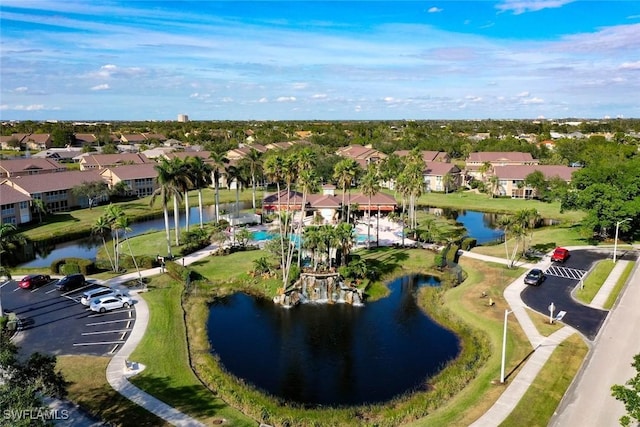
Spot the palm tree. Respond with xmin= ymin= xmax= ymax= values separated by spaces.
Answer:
xmin=295 ymin=168 xmax=319 ymax=267
xmin=169 ymin=157 xmax=193 ymax=238
xmin=487 ymin=175 xmax=500 ymax=198
xmin=187 ymin=156 xmax=213 ymax=229
xmin=360 ymin=164 xmax=380 ymax=249
xmin=151 ymin=158 xmax=182 ymax=259
xmin=443 ymin=172 xmax=455 ymax=194
xmin=92 ymin=216 xmax=115 ymax=271
xmin=115 ymin=215 xmax=142 ymax=282
xmin=333 ymin=159 xmax=360 ymax=223
xmin=303 ymin=226 xmax=321 ymax=271
xmin=238 ymin=148 xmax=263 ymax=211
xmin=335 ymin=222 xmax=355 ymax=266
xmin=479 ymin=161 xmax=492 ymax=182
xmin=209 ymin=151 xmax=230 ymax=223
xmin=225 ymin=164 xmax=248 ymax=220
xmin=31 ymin=198 xmax=47 ymax=224
xmin=0 ymin=223 xmax=26 ymax=265
xmin=103 ymin=204 xmax=125 ymax=272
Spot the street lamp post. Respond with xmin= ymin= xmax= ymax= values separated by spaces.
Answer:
xmin=613 ymin=218 xmax=632 ymax=263
xmin=500 ymin=309 xmax=513 ymax=384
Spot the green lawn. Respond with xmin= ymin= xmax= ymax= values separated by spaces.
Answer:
xmin=605 ymin=261 xmax=636 ymax=309
xmin=575 ymin=260 xmax=615 ymax=304
xmin=128 ymin=274 xmax=255 ymax=426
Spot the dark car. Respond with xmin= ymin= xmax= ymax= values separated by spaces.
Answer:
xmin=524 ymin=269 xmax=546 ymax=286
xmin=54 ymin=274 xmax=86 ymax=292
xmin=551 ymin=247 xmax=570 ymax=263
xmin=18 ymin=274 xmax=51 ymax=290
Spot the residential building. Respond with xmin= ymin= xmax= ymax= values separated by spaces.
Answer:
xmin=335 ymin=144 xmax=387 ymax=169
xmin=0 ymin=158 xmax=66 ymax=178
xmin=1 ymin=170 xmax=106 ymax=212
xmin=177 ymin=114 xmax=189 ymax=122
xmin=394 ymin=150 xmax=450 ymax=163
xmin=22 ymin=134 xmax=52 ymax=151
xmin=119 ymin=134 xmax=147 ymax=144
xmin=74 ymin=133 xmax=97 ymax=146
xmin=423 ymin=163 xmax=462 ymax=193
xmin=465 ymin=151 xmax=539 ymax=181
xmin=0 ymin=182 xmax=32 ymax=224
xmin=226 ymin=144 xmax=268 ymax=161
xmin=100 ymin=164 xmax=158 ymax=197
xmin=492 ymin=165 xmax=576 ymax=199
xmin=79 ymin=153 xmax=152 ymax=171
xmin=32 ymin=147 xmax=83 ymax=162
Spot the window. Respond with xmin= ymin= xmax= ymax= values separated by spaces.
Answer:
xmin=19 ymin=201 xmax=28 ymax=209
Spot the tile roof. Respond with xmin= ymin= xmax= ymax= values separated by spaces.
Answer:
xmin=0 ymin=182 xmax=32 ymax=205
xmin=423 ymin=162 xmax=461 ymax=176
xmin=165 ymin=151 xmax=211 ymax=161
xmin=100 ymin=163 xmax=158 ymax=180
xmin=493 ymin=165 xmax=577 ymax=181
xmin=0 ymin=158 xmax=65 ymax=176
xmin=467 ymin=152 xmax=537 ymax=163
xmin=80 ymin=153 xmax=152 ymax=167
xmin=2 ymin=170 xmax=104 ymax=194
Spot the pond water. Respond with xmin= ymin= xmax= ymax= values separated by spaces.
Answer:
xmin=19 ymin=204 xmax=225 ymax=267
xmin=454 ymin=210 xmax=504 ymax=244
xmin=206 ymin=274 xmax=460 ymax=406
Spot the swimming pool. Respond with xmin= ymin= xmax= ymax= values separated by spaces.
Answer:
xmin=252 ymin=230 xmax=371 ymax=245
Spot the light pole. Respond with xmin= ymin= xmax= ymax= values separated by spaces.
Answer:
xmin=613 ymin=218 xmax=632 ymax=263
xmin=500 ymin=309 xmax=513 ymax=384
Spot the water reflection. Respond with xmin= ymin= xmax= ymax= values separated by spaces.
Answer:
xmin=207 ymin=274 xmax=460 ymax=406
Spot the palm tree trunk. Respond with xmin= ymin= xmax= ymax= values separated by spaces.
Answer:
xmin=214 ymin=177 xmax=220 ymax=223
xmin=101 ymin=236 xmax=115 ymax=272
xmin=163 ymin=203 xmax=172 ymax=258
xmin=173 ymin=195 xmax=180 ymax=245
xmin=184 ymin=190 xmax=190 ymax=232
xmin=198 ymin=189 xmax=204 ymax=229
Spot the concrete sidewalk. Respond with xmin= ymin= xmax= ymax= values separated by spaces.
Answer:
xmin=103 ymin=245 xmax=220 ymax=427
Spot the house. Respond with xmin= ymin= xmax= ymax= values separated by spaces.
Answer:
xmin=119 ymin=134 xmax=147 ymax=144
xmin=0 ymin=134 xmax=26 ymax=151
xmin=0 ymin=182 xmax=32 ymax=224
xmin=465 ymin=152 xmax=539 ymax=181
xmin=0 ymin=158 xmax=66 ymax=178
xmin=226 ymin=144 xmax=268 ymax=161
xmin=22 ymin=134 xmax=52 ymax=151
xmin=335 ymin=145 xmax=387 ymax=169
xmin=423 ymin=163 xmax=462 ymax=193
xmin=100 ymin=164 xmax=159 ymax=197
xmin=1 ymin=170 xmax=106 ymax=212
xmin=79 ymin=153 xmax=152 ymax=171
xmin=492 ymin=165 xmax=576 ymax=199
xmin=141 ymin=146 xmax=176 ymax=159
xmin=394 ymin=150 xmax=450 ymax=163
xmin=141 ymin=133 xmax=166 ymax=142
xmin=32 ymin=147 xmax=83 ymax=162
xmin=74 ymin=134 xmax=97 ymax=146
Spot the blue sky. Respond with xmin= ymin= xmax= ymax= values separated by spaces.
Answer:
xmin=1 ymin=1 xmax=639 ymax=121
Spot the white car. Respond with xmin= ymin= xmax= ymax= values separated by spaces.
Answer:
xmin=90 ymin=295 xmax=133 ymax=313
xmin=81 ymin=287 xmax=125 ymax=306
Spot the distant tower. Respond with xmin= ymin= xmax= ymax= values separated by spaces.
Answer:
xmin=177 ymin=114 xmax=189 ymax=122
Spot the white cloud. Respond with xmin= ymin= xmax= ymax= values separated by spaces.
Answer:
xmin=276 ymin=96 xmax=296 ymax=102
xmin=495 ymin=0 xmax=575 ymax=15
xmin=292 ymin=82 xmax=308 ymax=89
xmin=619 ymin=61 xmax=640 ymax=70
xmin=91 ymin=84 xmax=110 ymax=91
xmin=311 ymin=93 xmax=327 ymax=99
xmin=522 ymin=97 xmax=544 ymax=104
xmin=5 ymin=104 xmax=47 ymax=111
xmin=427 ymin=7 xmax=443 ymax=13
xmin=517 ymin=91 xmax=530 ymax=97
xmin=13 ymin=86 xmax=28 ymax=93
xmin=258 ymin=97 xmax=268 ymax=103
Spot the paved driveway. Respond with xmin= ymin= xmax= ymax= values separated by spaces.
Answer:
xmin=2 ymin=278 xmax=136 ymax=357
xmin=521 ymin=248 xmax=636 ymax=340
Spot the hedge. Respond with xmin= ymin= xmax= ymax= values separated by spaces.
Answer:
xmin=50 ymin=258 xmax=96 ymax=275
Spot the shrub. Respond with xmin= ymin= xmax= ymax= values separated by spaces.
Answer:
xmin=60 ymin=263 xmax=80 ymax=275
xmin=50 ymin=257 xmax=95 ymax=275
xmin=461 ymin=238 xmax=477 ymax=251
xmin=445 ymin=244 xmax=460 ymax=264
xmin=120 ymin=254 xmax=155 ymax=270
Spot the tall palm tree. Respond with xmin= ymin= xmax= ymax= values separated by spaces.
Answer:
xmin=225 ymin=164 xmax=248 ymax=220
xmin=209 ymin=151 xmax=230 ymax=223
xmin=333 ymin=159 xmax=360 ymax=223
xmin=166 ymin=157 xmax=192 ymax=240
xmin=151 ymin=158 xmax=182 ymax=259
xmin=487 ymin=175 xmax=500 ymax=198
xmin=32 ymin=198 xmax=47 ymax=224
xmin=92 ymin=216 xmax=115 ymax=271
xmin=303 ymin=226 xmax=321 ymax=271
xmin=295 ymin=168 xmax=319 ymax=267
xmin=238 ymin=148 xmax=263 ymax=211
xmin=360 ymin=164 xmax=380 ymax=249
xmin=115 ymin=215 xmax=142 ymax=282
xmin=187 ymin=156 xmax=213 ymax=229
xmin=103 ymin=204 xmax=125 ymax=272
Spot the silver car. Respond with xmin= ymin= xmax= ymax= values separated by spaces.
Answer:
xmin=89 ymin=295 xmax=133 ymax=313
xmin=81 ymin=287 xmax=125 ymax=305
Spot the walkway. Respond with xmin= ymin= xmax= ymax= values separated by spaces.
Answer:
xmin=99 ymin=245 xmax=632 ymax=427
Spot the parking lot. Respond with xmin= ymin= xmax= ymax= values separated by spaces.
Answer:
xmin=521 ymin=248 xmax=638 ymax=340
xmin=1 ymin=277 xmax=136 ymax=356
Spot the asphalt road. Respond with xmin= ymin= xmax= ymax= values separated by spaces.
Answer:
xmin=521 ymin=248 xmax=631 ymax=340
xmin=2 ymin=277 xmax=136 ymax=357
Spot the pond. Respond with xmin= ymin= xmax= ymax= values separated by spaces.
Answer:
xmin=19 ymin=204 xmax=228 ymax=267
xmin=206 ymin=274 xmax=460 ymax=406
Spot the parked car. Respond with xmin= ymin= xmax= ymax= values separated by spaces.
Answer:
xmin=551 ymin=247 xmax=570 ymax=263
xmin=18 ymin=274 xmax=51 ymax=290
xmin=89 ymin=295 xmax=133 ymax=313
xmin=81 ymin=287 xmax=125 ymax=306
xmin=524 ymin=268 xmax=546 ymax=286
xmin=55 ymin=274 xmax=86 ymax=292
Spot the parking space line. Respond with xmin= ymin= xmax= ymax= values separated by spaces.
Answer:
xmin=86 ymin=318 xmax=133 ymax=326
xmin=87 ymin=309 xmax=134 ymax=318
xmin=73 ymin=341 xmax=125 ymax=346
xmin=82 ymin=329 xmax=131 ymax=336
xmin=109 ymin=345 xmax=120 ymax=354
